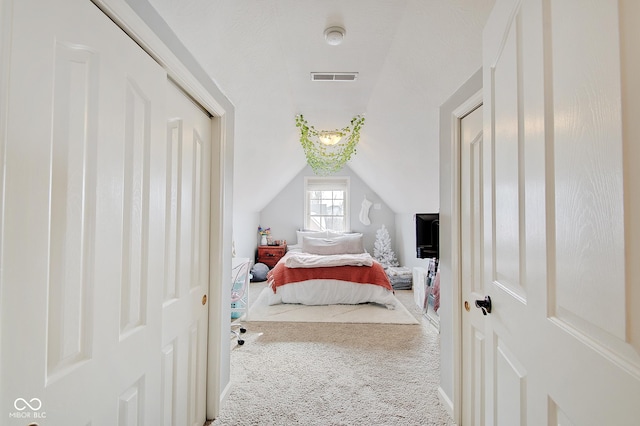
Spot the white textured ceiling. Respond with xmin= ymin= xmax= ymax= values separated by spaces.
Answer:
xmin=146 ymin=0 xmax=495 ymax=214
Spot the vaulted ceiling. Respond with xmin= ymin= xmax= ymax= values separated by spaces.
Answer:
xmin=146 ymin=0 xmax=495 ymax=214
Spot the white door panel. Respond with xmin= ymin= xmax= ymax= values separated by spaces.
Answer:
xmin=548 ymin=0 xmax=625 ymax=344
xmin=478 ymin=0 xmax=640 ymax=424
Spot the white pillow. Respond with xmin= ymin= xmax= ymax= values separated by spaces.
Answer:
xmin=327 ymin=230 xmax=344 ymax=239
xmin=302 ymin=234 xmax=365 ymax=255
xmin=327 ymin=231 xmax=364 ymax=239
xmin=296 ymin=230 xmax=328 ymax=246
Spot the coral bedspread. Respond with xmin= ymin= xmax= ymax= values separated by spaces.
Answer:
xmin=268 ymin=261 xmax=393 ymax=292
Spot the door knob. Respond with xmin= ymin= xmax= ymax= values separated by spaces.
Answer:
xmin=475 ymin=296 xmax=492 ymax=315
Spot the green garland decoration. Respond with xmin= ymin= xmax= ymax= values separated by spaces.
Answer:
xmin=295 ymin=114 xmax=366 ymax=175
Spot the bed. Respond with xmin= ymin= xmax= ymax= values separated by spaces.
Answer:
xmin=265 ymin=231 xmax=399 ymax=309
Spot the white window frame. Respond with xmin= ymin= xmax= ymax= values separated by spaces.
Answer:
xmin=304 ymin=176 xmax=350 ymax=232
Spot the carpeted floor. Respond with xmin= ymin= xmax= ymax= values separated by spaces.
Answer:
xmin=211 ymin=281 xmax=453 ymax=426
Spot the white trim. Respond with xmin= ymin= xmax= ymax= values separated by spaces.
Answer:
xmin=451 ymin=90 xmax=483 ymax=424
xmin=438 ymin=386 xmax=455 ymax=420
xmin=218 ymin=379 xmax=233 ymax=417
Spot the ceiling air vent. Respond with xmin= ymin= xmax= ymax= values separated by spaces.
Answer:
xmin=311 ymin=72 xmax=359 ymax=82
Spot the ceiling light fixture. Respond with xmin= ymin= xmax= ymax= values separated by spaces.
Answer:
xmin=295 ymin=114 xmax=366 ymax=175
xmin=324 ymin=26 xmax=346 ymax=46
xmin=318 ymin=132 xmax=343 ymax=146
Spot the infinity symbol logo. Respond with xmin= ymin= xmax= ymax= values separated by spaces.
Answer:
xmin=14 ymin=398 xmax=42 ymax=411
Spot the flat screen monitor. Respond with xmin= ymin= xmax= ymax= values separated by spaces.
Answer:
xmin=416 ymin=213 xmax=439 ymax=259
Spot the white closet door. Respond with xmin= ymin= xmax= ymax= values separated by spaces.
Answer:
xmin=161 ymin=81 xmax=211 ymax=426
xmin=1 ymin=0 xmax=167 ymax=424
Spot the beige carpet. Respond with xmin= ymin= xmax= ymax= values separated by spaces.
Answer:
xmin=247 ymin=286 xmax=419 ymax=324
xmin=213 ymin=282 xmax=453 ymax=426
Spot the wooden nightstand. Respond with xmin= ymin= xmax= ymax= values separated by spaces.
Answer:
xmin=257 ymin=244 xmax=287 ymax=268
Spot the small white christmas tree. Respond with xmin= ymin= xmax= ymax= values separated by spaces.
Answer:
xmin=374 ymin=224 xmax=399 ymax=268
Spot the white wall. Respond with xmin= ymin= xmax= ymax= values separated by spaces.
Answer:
xmin=438 ymin=67 xmax=482 ymax=411
xmin=395 ymin=213 xmax=432 ymax=270
xmin=232 ymin=210 xmax=260 ymax=260
xmin=258 ymin=165 xmax=396 ymax=258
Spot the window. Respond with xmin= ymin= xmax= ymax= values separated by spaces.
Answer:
xmin=304 ymin=177 xmax=350 ymax=233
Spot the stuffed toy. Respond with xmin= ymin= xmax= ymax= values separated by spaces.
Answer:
xmin=250 ymin=262 xmax=270 ymax=282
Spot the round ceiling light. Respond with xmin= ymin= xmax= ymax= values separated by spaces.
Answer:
xmin=324 ymin=26 xmax=346 ymax=46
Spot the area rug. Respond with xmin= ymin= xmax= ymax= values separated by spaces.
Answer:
xmin=246 ymin=287 xmax=419 ymax=324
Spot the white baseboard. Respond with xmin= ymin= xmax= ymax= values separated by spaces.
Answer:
xmin=438 ymin=386 xmax=455 ymax=423
xmin=214 ymin=381 xmax=233 ymax=419
xmin=220 ymin=380 xmax=233 ymax=404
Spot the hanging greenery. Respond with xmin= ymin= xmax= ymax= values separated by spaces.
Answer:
xmin=295 ymin=114 xmax=366 ymax=175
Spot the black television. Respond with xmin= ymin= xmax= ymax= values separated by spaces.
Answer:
xmin=416 ymin=213 xmax=439 ymax=259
